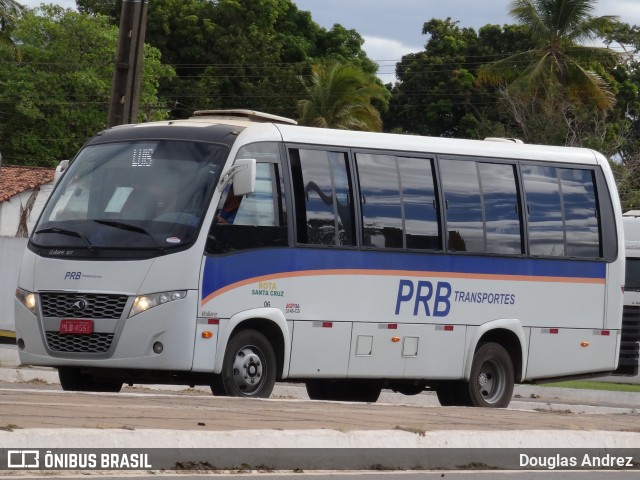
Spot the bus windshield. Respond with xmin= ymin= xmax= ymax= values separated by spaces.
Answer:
xmin=31 ymin=140 xmax=228 ymax=258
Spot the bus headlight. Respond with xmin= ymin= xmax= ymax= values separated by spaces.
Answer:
xmin=129 ymin=290 xmax=187 ymax=318
xmin=16 ymin=288 xmax=37 ymax=314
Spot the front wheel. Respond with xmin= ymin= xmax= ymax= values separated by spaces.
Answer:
xmin=211 ymin=329 xmax=276 ymax=398
xmin=467 ymin=342 xmax=514 ymax=408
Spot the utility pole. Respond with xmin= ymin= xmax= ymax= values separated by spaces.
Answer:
xmin=107 ymin=0 xmax=149 ymax=127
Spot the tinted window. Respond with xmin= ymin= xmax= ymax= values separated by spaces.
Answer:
xmin=522 ymin=165 xmax=565 ymax=256
xmin=522 ymin=165 xmax=601 ymax=258
xmin=399 ymin=157 xmax=440 ymax=250
xmin=626 ymin=258 xmax=640 ymax=289
xmin=479 ymin=163 xmax=522 ymax=254
xmin=357 ymin=154 xmax=403 ymax=248
xmin=290 ymin=149 xmax=354 ymax=246
xmin=440 ymin=159 xmax=484 ymax=252
xmin=561 ymin=169 xmax=600 ymax=257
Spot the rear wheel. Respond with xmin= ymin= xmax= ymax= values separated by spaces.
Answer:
xmin=58 ymin=367 xmax=122 ymax=393
xmin=467 ymin=342 xmax=514 ymax=408
xmin=435 ymin=343 xmax=514 ymax=407
xmin=210 ymin=329 xmax=276 ymax=398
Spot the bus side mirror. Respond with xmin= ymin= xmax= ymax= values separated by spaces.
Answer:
xmin=218 ymin=158 xmax=256 ymax=196
xmin=54 ymin=160 xmax=69 ymax=184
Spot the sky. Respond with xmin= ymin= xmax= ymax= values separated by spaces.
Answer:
xmin=20 ymin=0 xmax=640 ymax=83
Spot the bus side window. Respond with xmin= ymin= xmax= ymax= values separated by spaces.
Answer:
xmin=522 ymin=165 xmax=565 ymax=256
xmin=522 ymin=165 xmax=601 ymax=258
xmin=357 ymin=153 xmax=403 ymax=248
xmin=440 ymin=158 xmax=522 ymax=255
xmin=478 ymin=162 xmax=523 ymax=255
xmin=290 ymin=149 xmax=355 ymax=247
xmin=440 ymin=159 xmax=484 ymax=252
xmin=560 ymin=168 xmax=600 ymax=258
xmin=206 ymin=162 xmax=287 ymax=254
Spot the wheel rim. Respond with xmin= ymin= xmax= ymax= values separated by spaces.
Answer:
xmin=476 ymin=358 xmax=507 ymax=404
xmin=231 ymin=346 xmax=265 ymax=395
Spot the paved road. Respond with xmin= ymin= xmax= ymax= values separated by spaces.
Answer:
xmin=0 ymin=346 xmax=638 ymax=473
xmin=0 ymin=383 xmax=638 ymax=434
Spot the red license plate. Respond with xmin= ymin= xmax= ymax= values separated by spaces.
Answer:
xmin=59 ymin=319 xmax=94 ymax=334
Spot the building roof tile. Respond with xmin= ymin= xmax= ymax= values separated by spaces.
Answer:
xmin=0 ymin=165 xmax=55 ymax=203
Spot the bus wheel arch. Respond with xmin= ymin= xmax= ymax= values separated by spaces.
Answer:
xmin=442 ymin=324 xmax=525 ymax=408
xmin=211 ymin=328 xmax=277 ymax=398
xmin=226 ymin=317 xmax=286 ymax=380
xmin=473 ymin=328 xmax=523 ymax=384
xmin=465 ymin=323 xmax=526 ymax=383
xmin=211 ymin=312 xmax=289 ymax=398
xmin=467 ymin=341 xmax=514 ymax=407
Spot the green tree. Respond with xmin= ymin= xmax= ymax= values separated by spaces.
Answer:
xmin=0 ymin=0 xmax=24 ymax=56
xmin=387 ymin=18 xmax=534 ymax=138
xmin=297 ymin=62 xmax=389 ymax=131
xmin=77 ymin=0 xmax=378 ymax=119
xmin=603 ymin=23 xmax=640 ymax=210
xmin=477 ymin=0 xmax=621 ymax=142
xmin=0 ymin=4 xmax=174 ymax=166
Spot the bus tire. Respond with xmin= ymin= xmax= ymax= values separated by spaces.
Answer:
xmin=392 ymin=384 xmax=425 ymax=396
xmin=214 ymin=329 xmax=276 ymax=398
xmin=467 ymin=342 xmax=514 ymax=408
xmin=58 ymin=367 xmax=122 ymax=393
xmin=345 ymin=381 xmax=381 ymax=403
xmin=305 ymin=380 xmax=332 ymax=400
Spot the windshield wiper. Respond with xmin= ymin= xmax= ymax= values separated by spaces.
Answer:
xmin=93 ymin=220 xmax=165 ymax=253
xmin=34 ymin=227 xmax=97 ymax=254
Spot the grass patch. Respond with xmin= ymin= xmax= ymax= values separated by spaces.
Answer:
xmin=541 ymin=380 xmax=640 ymax=393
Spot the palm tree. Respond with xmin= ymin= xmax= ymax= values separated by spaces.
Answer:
xmin=297 ymin=62 xmax=389 ymax=131
xmin=478 ymin=0 xmax=620 ymax=111
xmin=0 ymin=0 xmax=25 ymax=56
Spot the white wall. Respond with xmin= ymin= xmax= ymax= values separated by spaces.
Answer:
xmin=0 ymin=183 xmax=54 ymax=237
xmin=0 ymin=237 xmax=27 ymax=331
xmin=0 ymin=184 xmax=53 ymax=330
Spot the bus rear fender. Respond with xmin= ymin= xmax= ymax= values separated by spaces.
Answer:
xmin=214 ymin=308 xmax=291 ymax=379
xmin=462 ymin=320 xmax=527 ymax=383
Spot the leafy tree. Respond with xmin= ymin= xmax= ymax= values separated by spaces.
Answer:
xmin=387 ymin=18 xmax=535 ymax=138
xmin=477 ymin=0 xmax=621 ymax=142
xmin=76 ymin=0 xmax=378 ymax=119
xmin=603 ymin=23 xmax=640 ymax=210
xmin=76 ymin=0 xmax=120 ymax=19
xmin=0 ymin=0 xmax=24 ymax=56
xmin=0 ymin=4 xmax=174 ymax=166
xmin=297 ymin=62 xmax=389 ymax=131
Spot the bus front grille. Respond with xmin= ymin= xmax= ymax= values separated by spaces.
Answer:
xmin=45 ymin=332 xmax=114 ymax=353
xmin=40 ymin=293 xmax=128 ymax=319
xmin=614 ymin=305 xmax=640 ymax=376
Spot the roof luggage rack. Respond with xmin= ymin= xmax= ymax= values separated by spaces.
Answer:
xmin=192 ymin=109 xmax=297 ymax=125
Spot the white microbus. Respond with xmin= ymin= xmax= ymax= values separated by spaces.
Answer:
xmin=15 ymin=110 xmax=626 ymax=407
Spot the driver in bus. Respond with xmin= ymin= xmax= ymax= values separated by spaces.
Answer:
xmin=216 ymin=185 xmax=242 ymax=224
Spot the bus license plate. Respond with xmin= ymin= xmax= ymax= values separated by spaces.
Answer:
xmin=59 ymin=319 xmax=94 ymax=334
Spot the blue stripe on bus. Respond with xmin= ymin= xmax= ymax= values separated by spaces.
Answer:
xmin=201 ymin=249 xmax=606 ymax=301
